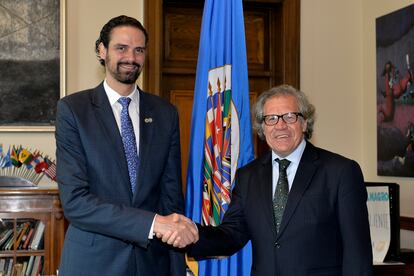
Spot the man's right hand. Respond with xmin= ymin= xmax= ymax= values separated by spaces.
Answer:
xmin=153 ymin=213 xmax=199 ymax=248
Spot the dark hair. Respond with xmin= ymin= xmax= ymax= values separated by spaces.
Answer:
xmin=382 ymin=61 xmax=395 ymax=76
xmin=95 ymin=15 xmax=149 ymax=66
xmin=252 ymin=84 xmax=316 ymax=140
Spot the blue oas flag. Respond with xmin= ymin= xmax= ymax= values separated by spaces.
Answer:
xmin=185 ymin=0 xmax=254 ymax=275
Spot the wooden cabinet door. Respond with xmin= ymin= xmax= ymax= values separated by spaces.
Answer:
xmin=0 ymin=189 xmax=65 ymax=276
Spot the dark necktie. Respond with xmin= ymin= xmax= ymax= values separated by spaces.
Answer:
xmin=273 ymin=158 xmax=291 ymax=233
xmin=118 ymin=97 xmax=139 ymax=194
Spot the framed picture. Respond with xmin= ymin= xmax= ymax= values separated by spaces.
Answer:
xmin=0 ymin=0 xmax=65 ymax=132
xmin=376 ymin=3 xmax=414 ymax=177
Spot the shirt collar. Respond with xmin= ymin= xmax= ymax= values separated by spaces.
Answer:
xmin=272 ymin=139 xmax=306 ymax=166
xmin=103 ymin=79 xmax=139 ymax=106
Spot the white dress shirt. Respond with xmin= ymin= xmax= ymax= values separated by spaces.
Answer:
xmin=272 ymin=139 xmax=306 ymax=195
xmin=103 ymin=80 xmax=140 ymax=154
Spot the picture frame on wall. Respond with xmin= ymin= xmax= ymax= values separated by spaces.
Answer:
xmin=376 ymin=3 xmax=414 ymax=177
xmin=0 ymin=0 xmax=65 ymax=132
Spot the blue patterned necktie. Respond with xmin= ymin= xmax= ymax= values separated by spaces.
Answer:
xmin=118 ymin=97 xmax=139 ymax=194
xmin=273 ymin=158 xmax=291 ymax=233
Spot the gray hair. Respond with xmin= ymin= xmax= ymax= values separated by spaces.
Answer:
xmin=252 ymin=84 xmax=316 ymax=140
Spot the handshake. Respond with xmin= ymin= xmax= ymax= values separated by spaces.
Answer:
xmin=154 ymin=213 xmax=199 ymax=248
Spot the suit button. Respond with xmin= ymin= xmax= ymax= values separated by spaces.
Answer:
xmin=274 ymin=242 xmax=280 ymax=248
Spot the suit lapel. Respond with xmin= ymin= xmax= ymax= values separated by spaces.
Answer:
xmin=91 ymin=83 xmax=132 ymax=197
xmin=257 ymin=152 xmax=277 ymax=236
xmin=277 ymin=142 xmax=319 ymax=236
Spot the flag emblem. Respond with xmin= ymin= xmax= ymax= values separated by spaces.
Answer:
xmin=202 ymin=65 xmax=240 ymax=226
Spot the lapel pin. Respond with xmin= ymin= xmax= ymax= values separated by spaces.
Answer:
xmin=144 ymin=118 xmax=153 ymax=123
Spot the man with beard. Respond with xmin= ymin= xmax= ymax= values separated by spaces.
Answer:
xmin=55 ymin=15 xmax=198 ymax=275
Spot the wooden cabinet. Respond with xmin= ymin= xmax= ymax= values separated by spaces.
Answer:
xmin=0 ymin=188 xmax=64 ymax=276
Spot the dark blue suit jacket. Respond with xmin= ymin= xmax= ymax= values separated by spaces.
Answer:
xmin=56 ymin=83 xmax=185 ymax=276
xmin=189 ymin=142 xmax=373 ymax=276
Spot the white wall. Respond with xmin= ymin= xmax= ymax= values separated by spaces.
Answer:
xmin=66 ymin=0 xmax=144 ymax=93
xmin=301 ymin=0 xmax=363 ymax=162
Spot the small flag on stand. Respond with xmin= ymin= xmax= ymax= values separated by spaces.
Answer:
xmin=10 ymin=146 xmax=21 ymax=168
xmin=18 ymin=148 xmax=33 ymax=166
xmin=43 ymin=157 xmax=57 ymax=181
xmin=0 ymin=143 xmax=57 ymax=185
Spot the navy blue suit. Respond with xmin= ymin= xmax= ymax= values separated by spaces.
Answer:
xmin=56 ymin=83 xmax=185 ymax=275
xmin=189 ymin=142 xmax=373 ymax=276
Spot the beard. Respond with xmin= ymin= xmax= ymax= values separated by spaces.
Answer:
xmin=111 ymin=62 xmax=141 ymax=84
xmin=105 ymin=52 xmax=142 ymax=84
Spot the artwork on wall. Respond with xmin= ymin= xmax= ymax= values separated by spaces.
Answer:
xmin=376 ymin=3 xmax=414 ymax=177
xmin=0 ymin=0 xmax=65 ymax=131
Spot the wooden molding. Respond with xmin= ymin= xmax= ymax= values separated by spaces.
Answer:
xmin=282 ymin=0 xmax=300 ymax=88
xmin=400 ymin=216 xmax=414 ymax=231
xmin=143 ymin=0 xmax=162 ymax=95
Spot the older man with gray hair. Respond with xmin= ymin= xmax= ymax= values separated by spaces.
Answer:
xmin=185 ymin=84 xmax=373 ymax=276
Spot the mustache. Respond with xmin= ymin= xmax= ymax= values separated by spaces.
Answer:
xmin=117 ymin=61 xmax=141 ymax=69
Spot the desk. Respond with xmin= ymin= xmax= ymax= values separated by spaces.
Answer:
xmin=374 ymin=263 xmax=414 ymax=275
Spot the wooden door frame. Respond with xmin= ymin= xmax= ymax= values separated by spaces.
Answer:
xmin=143 ymin=0 xmax=163 ymax=95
